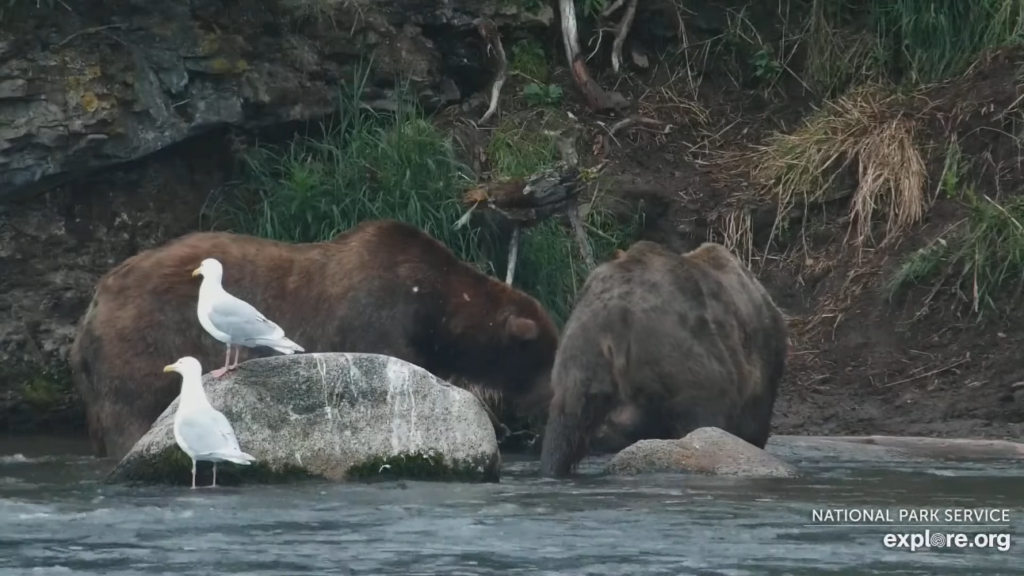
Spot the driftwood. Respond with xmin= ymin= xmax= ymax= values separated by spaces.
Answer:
xmin=825 ymin=435 xmax=1024 ymax=460
xmin=456 ymin=161 xmax=606 ymax=285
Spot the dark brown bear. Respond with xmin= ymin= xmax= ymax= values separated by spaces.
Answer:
xmin=70 ymin=219 xmax=559 ymax=460
xmin=539 ymin=240 xmax=788 ymax=477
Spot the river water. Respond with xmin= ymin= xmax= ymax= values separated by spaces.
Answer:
xmin=1 ymin=436 xmax=1022 ymax=575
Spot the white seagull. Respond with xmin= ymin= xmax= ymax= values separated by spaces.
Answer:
xmin=192 ymin=258 xmax=305 ymax=378
xmin=164 ymin=356 xmax=257 ymax=488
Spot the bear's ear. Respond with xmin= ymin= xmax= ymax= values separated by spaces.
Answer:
xmin=506 ymin=315 xmax=539 ymax=340
xmin=614 ymin=249 xmax=627 ymax=260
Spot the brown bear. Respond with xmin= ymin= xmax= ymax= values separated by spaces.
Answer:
xmin=538 ymin=239 xmax=788 ymax=477
xmin=70 ymin=219 xmax=560 ymax=460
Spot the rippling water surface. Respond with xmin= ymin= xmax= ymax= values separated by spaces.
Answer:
xmin=2 ymin=436 xmax=1023 ymax=575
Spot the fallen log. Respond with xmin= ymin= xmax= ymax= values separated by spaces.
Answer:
xmin=816 ymin=435 xmax=1024 ymax=460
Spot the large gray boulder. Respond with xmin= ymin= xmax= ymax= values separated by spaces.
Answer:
xmin=107 ymin=352 xmax=501 ymax=485
xmin=605 ymin=427 xmax=798 ymax=478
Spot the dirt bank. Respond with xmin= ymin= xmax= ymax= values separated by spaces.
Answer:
xmin=584 ymin=45 xmax=1024 ymax=444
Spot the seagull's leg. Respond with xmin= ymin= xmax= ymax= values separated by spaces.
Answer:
xmin=191 ymin=459 xmax=197 ymax=489
xmin=212 ymin=462 xmax=218 ymax=488
xmin=210 ymin=344 xmax=231 ymax=379
xmin=227 ymin=347 xmax=241 ymax=372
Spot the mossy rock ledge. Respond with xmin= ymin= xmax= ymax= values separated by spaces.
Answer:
xmin=106 ymin=353 xmax=501 ymax=486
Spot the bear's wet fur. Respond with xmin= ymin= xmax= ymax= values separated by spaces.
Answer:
xmin=539 ymin=240 xmax=788 ymax=477
xmin=70 ymin=219 xmax=559 ymax=460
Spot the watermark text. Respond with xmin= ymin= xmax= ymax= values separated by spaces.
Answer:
xmin=883 ymin=530 xmax=1011 ymax=552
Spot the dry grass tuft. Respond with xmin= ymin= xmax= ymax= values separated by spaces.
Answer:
xmin=752 ymin=86 xmax=927 ymax=249
xmin=707 ymin=203 xmax=755 ymax=267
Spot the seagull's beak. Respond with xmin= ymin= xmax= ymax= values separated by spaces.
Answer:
xmin=191 ymin=267 xmax=201 ymax=277
xmin=162 ymin=364 xmax=175 ymax=373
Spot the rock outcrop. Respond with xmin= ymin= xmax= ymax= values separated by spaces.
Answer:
xmin=0 ymin=0 xmax=554 ymax=202
xmin=107 ymin=352 xmax=502 ymax=485
xmin=605 ymin=427 xmax=798 ymax=478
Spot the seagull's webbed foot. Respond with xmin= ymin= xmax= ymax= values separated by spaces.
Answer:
xmin=209 ymin=367 xmax=230 ymax=379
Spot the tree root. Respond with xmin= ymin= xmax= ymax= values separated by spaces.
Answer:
xmin=475 ymin=19 xmax=508 ymax=125
xmin=608 ymin=115 xmax=673 ymax=137
xmin=558 ymin=0 xmax=628 ymax=113
xmin=606 ymin=0 xmax=638 ymax=74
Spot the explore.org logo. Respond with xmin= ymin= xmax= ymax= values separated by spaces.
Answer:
xmin=808 ymin=507 xmax=1013 ymax=553
xmin=883 ymin=530 xmax=1012 ymax=552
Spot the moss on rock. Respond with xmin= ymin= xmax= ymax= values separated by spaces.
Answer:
xmin=345 ymin=449 xmax=500 ymax=483
xmin=2 ymin=359 xmax=84 ymax=433
xmin=107 ymin=445 xmax=322 ymax=487
xmin=108 ymin=446 xmax=499 ymax=486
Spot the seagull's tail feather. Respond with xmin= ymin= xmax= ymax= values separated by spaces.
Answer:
xmin=215 ymin=451 xmax=256 ymax=465
xmin=248 ymin=337 xmax=305 ymax=355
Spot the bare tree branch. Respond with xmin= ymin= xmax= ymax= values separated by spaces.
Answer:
xmin=505 ymin=225 xmax=522 ymax=285
xmin=610 ymin=0 xmax=638 ymax=74
xmin=601 ymin=0 xmax=627 ymax=17
xmin=475 ymin=19 xmax=508 ymax=125
xmin=566 ymin=203 xmax=596 ymax=271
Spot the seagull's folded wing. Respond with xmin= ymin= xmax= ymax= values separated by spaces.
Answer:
xmin=177 ymin=408 xmax=244 ymax=456
xmin=207 ymin=295 xmax=285 ymax=341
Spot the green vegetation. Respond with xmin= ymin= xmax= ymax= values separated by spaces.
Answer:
xmin=214 ymin=65 xmax=641 ymax=326
xmin=511 ymin=39 xmax=548 ymax=82
xmin=487 ymin=114 xmax=561 ymax=179
xmin=710 ymin=1 xmax=1024 ymax=97
xmin=485 ymin=112 xmax=644 ymax=321
xmin=217 ymin=68 xmax=480 ymax=255
xmin=576 ymin=0 xmax=608 ymax=18
xmin=523 ymin=82 xmax=564 ymax=107
xmin=805 ymin=0 xmax=1024 ymax=94
xmin=510 ymin=40 xmax=563 ymax=108
xmin=19 ymin=361 xmax=73 ymax=411
xmin=885 ymin=189 xmax=1024 ymax=321
xmin=884 ymin=141 xmax=1024 ymax=321
xmin=345 ymin=450 xmax=500 ymax=483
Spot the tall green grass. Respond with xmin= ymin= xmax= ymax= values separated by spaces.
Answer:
xmin=214 ymin=66 xmax=640 ymax=326
xmin=872 ymin=0 xmax=1024 ymax=84
xmin=807 ymin=0 xmax=1024 ymax=93
xmin=216 ymin=67 xmax=493 ymax=268
xmin=885 ymin=188 xmax=1024 ymax=321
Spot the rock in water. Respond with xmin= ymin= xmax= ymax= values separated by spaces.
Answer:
xmin=604 ymin=427 xmax=798 ymax=478
xmin=108 ymin=353 xmax=501 ymax=485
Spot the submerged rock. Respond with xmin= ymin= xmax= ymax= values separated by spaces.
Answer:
xmin=107 ymin=353 xmax=501 ymax=486
xmin=605 ymin=427 xmax=798 ymax=478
